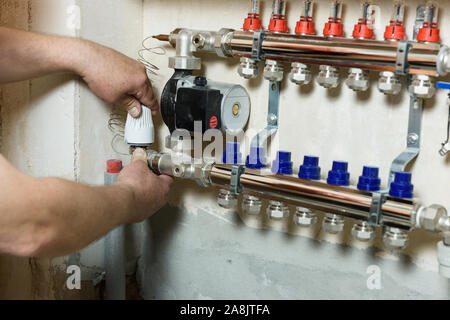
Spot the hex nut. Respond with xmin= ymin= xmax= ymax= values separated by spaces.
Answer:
xmin=419 ymin=205 xmax=448 ymax=233
xmin=294 ymin=207 xmax=318 ymax=227
xmin=383 ymin=227 xmax=409 ymax=249
xmin=317 ymin=65 xmax=340 ymax=89
xmin=289 ymin=62 xmax=312 ymax=85
xmin=351 ymin=222 xmax=375 ymax=242
xmin=378 ymin=71 xmax=402 ymax=95
xmin=242 ymin=195 xmax=263 ymax=215
xmin=266 ymin=201 xmax=289 ymax=220
xmin=264 ymin=60 xmax=284 ymax=82
xmin=217 ymin=189 xmax=237 ymax=210
xmin=322 ymin=214 xmax=345 ymax=234
xmin=238 ymin=57 xmax=259 ymax=79
xmin=346 ymin=68 xmax=369 ymax=92
xmin=408 ymin=75 xmax=436 ymax=99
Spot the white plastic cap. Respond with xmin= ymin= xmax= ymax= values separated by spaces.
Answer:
xmin=124 ymin=105 xmax=154 ymax=146
xmin=437 ymin=241 xmax=450 ymax=279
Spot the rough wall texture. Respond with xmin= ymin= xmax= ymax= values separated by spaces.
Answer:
xmin=140 ymin=0 xmax=450 ymax=299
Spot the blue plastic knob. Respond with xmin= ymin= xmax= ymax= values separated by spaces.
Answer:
xmin=327 ymin=161 xmax=350 ymax=186
xmin=357 ymin=166 xmax=381 ymax=192
xmin=272 ymin=151 xmax=293 ymax=175
xmin=222 ymin=142 xmax=242 ymax=164
xmin=389 ymin=171 xmax=414 ymax=199
xmin=436 ymin=82 xmax=450 ymax=90
xmin=246 ymin=146 xmax=267 ymax=169
xmin=299 ymin=156 xmax=321 ymax=180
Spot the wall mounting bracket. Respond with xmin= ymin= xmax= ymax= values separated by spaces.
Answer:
xmin=250 ymin=81 xmax=281 ymax=150
xmin=388 ymin=94 xmax=424 ymax=185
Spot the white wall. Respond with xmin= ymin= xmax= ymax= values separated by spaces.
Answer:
xmin=141 ymin=0 xmax=450 ymax=299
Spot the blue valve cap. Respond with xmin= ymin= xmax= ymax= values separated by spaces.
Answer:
xmin=246 ymin=147 xmax=267 ymax=169
xmin=299 ymin=156 xmax=321 ymax=180
xmin=272 ymin=151 xmax=293 ymax=175
xmin=389 ymin=171 xmax=414 ymax=199
xmin=327 ymin=161 xmax=350 ymax=186
xmin=357 ymin=166 xmax=381 ymax=192
xmin=436 ymin=82 xmax=450 ymax=90
xmin=222 ymin=142 xmax=242 ymax=164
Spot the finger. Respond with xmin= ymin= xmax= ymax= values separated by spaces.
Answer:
xmin=158 ymin=175 xmax=174 ymax=185
xmin=131 ymin=148 xmax=148 ymax=164
xmin=123 ymin=96 xmax=142 ymax=118
xmin=135 ymin=80 xmax=155 ymax=108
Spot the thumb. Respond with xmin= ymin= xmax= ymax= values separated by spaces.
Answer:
xmin=124 ymin=97 xmax=142 ymax=118
xmin=131 ymin=148 xmax=148 ymax=164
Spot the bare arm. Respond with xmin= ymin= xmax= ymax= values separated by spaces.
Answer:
xmin=0 ymin=27 xmax=158 ymax=117
xmin=0 ymin=149 xmax=173 ymax=258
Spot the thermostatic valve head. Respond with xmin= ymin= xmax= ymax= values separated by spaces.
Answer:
xmin=124 ymin=105 xmax=154 ymax=147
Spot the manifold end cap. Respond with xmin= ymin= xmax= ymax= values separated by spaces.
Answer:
xmin=124 ymin=105 xmax=154 ymax=146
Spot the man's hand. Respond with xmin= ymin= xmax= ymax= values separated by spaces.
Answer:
xmin=116 ymin=148 xmax=173 ymax=224
xmin=75 ymin=40 xmax=159 ymax=118
xmin=0 ymin=27 xmax=159 ymax=118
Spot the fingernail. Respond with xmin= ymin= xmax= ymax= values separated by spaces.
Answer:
xmin=133 ymin=148 xmax=146 ymax=157
xmin=129 ymin=106 xmax=140 ymax=117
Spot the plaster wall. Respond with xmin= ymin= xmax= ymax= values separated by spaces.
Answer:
xmin=141 ymin=0 xmax=450 ymax=299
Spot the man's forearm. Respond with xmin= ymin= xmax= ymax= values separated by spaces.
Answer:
xmin=0 ymin=170 xmax=135 ymax=258
xmin=0 ymin=27 xmax=85 ymax=83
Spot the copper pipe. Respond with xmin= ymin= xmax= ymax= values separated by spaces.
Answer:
xmin=230 ymin=31 xmax=442 ymax=76
xmin=210 ymin=165 xmax=416 ymax=229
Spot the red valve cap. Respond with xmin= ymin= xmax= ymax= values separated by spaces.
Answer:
xmin=417 ymin=27 xmax=440 ymax=43
xmin=268 ymin=18 xmax=289 ymax=33
xmin=295 ymin=20 xmax=316 ymax=35
xmin=352 ymin=23 xmax=375 ymax=39
xmin=384 ymin=25 xmax=406 ymax=41
xmin=107 ymin=159 xmax=123 ymax=174
xmin=243 ymin=15 xmax=262 ymax=31
xmin=323 ymin=22 xmax=344 ymax=37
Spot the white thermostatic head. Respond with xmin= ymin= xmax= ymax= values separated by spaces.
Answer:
xmin=124 ymin=105 xmax=154 ymax=146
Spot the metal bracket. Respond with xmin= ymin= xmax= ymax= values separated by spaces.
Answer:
xmin=251 ymin=30 xmax=266 ymax=61
xmin=388 ymin=94 xmax=424 ymax=184
xmin=395 ymin=41 xmax=412 ymax=76
xmin=251 ymin=81 xmax=281 ymax=149
xmin=229 ymin=164 xmax=245 ymax=195
xmin=369 ymin=192 xmax=387 ymax=226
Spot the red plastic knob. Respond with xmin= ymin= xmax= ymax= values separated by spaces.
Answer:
xmin=106 ymin=159 xmax=123 ymax=174
xmin=268 ymin=15 xmax=289 ymax=33
xmin=352 ymin=22 xmax=375 ymax=39
xmin=417 ymin=25 xmax=440 ymax=43
xmin=384 ymin=24 xmax=406 ymax=41
xmin=295 ymin=20 xmax=316 ymax=35
xmin=323 ymin=21 xmax=344 ymax=37
xmin=243 ymin=13 xmax=262 ymax=31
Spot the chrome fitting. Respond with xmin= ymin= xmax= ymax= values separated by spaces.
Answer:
xmin=317 ymin=65 xmax=340 ymax=89
xmin=417 ymin=205 xmax=448 ymax=233
xmin=383 ymin=227 xmax=409 ymax=249
xmin=351 ymin=222 xmax=375 ymax=242
xmin=294 ymin=207 xmax=318 ymax=227
xmin=289 ymin=62 xmax=312 ymax=86
xmin=242 ymin=194 xmax=263 ymax=215
xmin=322 ymin=213 xmax=345 ymax=234
xmin=238 ymin=57 xmax=259 ymax=79
xmin=346 ymin=68 xmax=369 ymax=92
xmin=264 ymin=59 xmax=284 ymax=82
xmin=378 ymin=71 xmax=402 ymax=95
xmin=408 ymin=74 xmax=436 ymax=99
xmin=266 ymin=201 xmax=290 ymax=220
xmin=217 ymin=189 xmax=238 ymax=210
